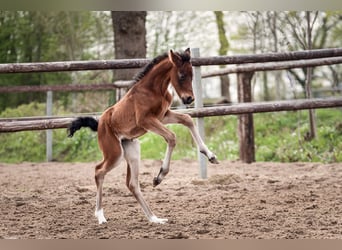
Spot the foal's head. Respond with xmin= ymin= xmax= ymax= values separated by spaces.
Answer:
xmin=168 ymin=48 xmax=194 ymax=105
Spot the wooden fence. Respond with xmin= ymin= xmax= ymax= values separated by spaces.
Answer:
xmin=1 ymin=48 xmax=342 ymax=176
xmin=1 ymin=98 xmax=341 ymax=133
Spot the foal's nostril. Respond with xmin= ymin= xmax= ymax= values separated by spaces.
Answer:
xmin=182 ymin=96 xmax=194 ymax=105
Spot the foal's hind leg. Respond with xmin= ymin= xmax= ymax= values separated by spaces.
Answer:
xmin=94 ymin=128 xmax=123 ymax=224
xmin=94 ymin=160 xmax=108 ymax=224
xmin=122 ymin=139 xmax=168 ymax=224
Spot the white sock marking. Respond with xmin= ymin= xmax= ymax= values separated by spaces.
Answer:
xmin=95 ymin=208 xmax=107 ymax=224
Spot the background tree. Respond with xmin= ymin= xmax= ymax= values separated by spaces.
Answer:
xmin=214 ymin=11 xmax=231 ymax=102
xmin=0 ymin=12 xmax=68 ymax=111
xmin=1 ymin=11 xmax=341 ymax=111
xmin=277 ymin=11 xmax=342 ymax=90
xmin=266 ymin=11 xmax=284 ymax=100
xmin=111 ymin=11 xmax=147 ymax=102
xmin=146 ymin=11 xmax=219 ymax=57
xmin=146 ymin=11 xmax=220 ymax=100
xmin=243 ymin=11 xmax=271 ymax=101
xmin=304 ymin=11 xmax=317 ymax=139
xmin=0 ymin=11 xmax=112 ymax=112
xmin=281 ymin=11 xmax=320 ymax=139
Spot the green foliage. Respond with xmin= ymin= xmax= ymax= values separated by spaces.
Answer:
xmin=254 ymin=109 xmax=342 ymax=163
xmin=0 ymin=11 xmax=112 ymax=112
xmin=140 ymin=123 xmax=196 ymax=160
xmin=204 ymin=116 xmax=239 ymax=160
xmin=140 ymin=116 xmax=239 ymax=161
xmin=0 ymin=102 xmax=45 ymax=118
xmin=0 ymin=102 xmax=46 ymax=162
xmin=0 ymin=102 xmax=102 ymax=163
xmin=53 ymin=128 xmax=102 ymax=162
xmin=0 ymin=130 xmax=46 ymax=163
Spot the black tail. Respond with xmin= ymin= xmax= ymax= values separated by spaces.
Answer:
xmin=67 ymin=117 xmax=98 ymax=137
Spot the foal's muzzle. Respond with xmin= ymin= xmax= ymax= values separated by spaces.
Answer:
xmin=182 ymin=96 xmax=194 ymax=105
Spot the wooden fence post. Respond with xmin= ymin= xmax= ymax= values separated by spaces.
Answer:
xmin=237 ymin=72 xmax=255 ymax=163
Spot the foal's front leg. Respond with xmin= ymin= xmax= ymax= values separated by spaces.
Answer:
xmin=162 ymin=110 xmax=219 ymax=164
xmin=139 ymin=117 xmax=176 ymax=187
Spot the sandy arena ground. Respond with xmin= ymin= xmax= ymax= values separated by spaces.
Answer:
xmin=0 ymin=160 xmax=341 ymax=239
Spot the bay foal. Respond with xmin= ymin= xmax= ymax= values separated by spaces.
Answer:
xmin=68 ymin=48 xmax=218 ymax=224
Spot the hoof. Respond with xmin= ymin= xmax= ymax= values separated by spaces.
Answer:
xmin=149 ymin=216 xmax=168 ymax=224
xmin=209 ymin=156 xmax=219 ymax=164
xmin=98 ymin=217 xmax=108 ymax=225
xmin=153 ymin=177 xmax=160 ymax=187
xmin=95 ymin=208 xmax=107 ymax=224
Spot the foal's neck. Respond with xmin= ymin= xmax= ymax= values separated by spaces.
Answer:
xmin=141 ymin=58 xmax=173 ymax=95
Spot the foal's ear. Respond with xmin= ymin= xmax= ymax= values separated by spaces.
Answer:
xmin=169 ymin=49 xmax=182 ymax=66
xmin=185 ymin=48 xmax=191 ymax=56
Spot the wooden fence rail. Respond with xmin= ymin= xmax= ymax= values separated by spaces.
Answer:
xmin=193 ymin=48 xmax=342 ymax=66
xmin=1 ymin=56 xmax=342 ymax=94
xmin=183 ymin=98 xmax=342 ymax=117
xmin=202 ymin=56 xmax=342 ymax=78
xmin=1 ymin=48 xmax=342 ymax=74
xmin=0 ymin=81 xmax=133 ymax=93
xmin=1 ymin=98 xmax=341 ymax=133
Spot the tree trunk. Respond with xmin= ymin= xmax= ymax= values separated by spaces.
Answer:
xmin=269 ymin=11 xmax=282 ymax=100
xmin=214 ymin=11 xmax=231 ymax=102
xmin=263 ymin=71 xmax=270 ymax=101
xmin=305 ymin=11 xmax=317 ymax=140
xmin=111 ymin=11 xmax=147 ymax=102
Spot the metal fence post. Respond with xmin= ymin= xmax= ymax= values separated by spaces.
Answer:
xmin=46 ymin=91 xmax=53 ymax=162
xmin=191 ymin=48 xmax=207 ymax=179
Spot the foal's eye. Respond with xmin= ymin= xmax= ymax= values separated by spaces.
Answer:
xmin=179 ymin=73 xmax=186 ymax=82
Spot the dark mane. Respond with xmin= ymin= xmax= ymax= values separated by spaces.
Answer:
xmin=133 ymin=53 xmax=168 ymax=83
xmin=133 ymin=50 xmax=191 ymax=83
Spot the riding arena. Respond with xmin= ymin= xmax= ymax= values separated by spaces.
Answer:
xmin=1 ymin=48 xmax=342 ymax=239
